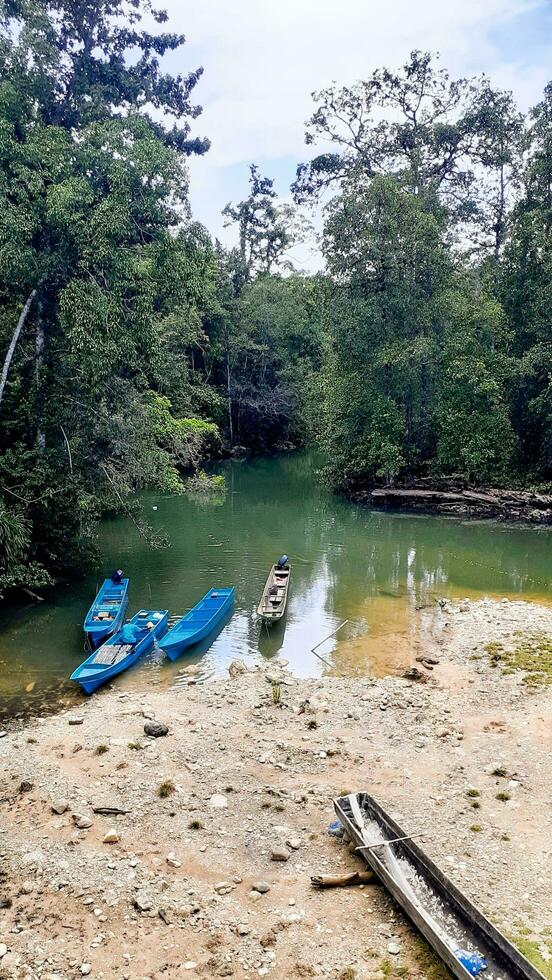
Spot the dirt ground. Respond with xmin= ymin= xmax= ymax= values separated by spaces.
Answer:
xmin=1 ymin=597 xmax=552 ymax=980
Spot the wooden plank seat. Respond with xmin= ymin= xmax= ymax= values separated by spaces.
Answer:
xmin=92 ymin=643 xmax=133 ymax=666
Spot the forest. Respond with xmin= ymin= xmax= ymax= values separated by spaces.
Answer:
xmin=0 ymin=0 xmax=551 ymax=596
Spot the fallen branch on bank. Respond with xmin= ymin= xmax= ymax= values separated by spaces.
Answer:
xmin=310 ymin=870 xmax=375 ymax=888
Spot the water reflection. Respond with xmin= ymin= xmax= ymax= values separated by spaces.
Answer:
xmin=0 ymin=451 xmax=550 ymax=718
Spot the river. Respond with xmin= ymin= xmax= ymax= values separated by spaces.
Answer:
xmin=0 ymin=452 xmax=550 ymax=721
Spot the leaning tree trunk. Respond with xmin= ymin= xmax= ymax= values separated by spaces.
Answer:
xmin=0 ymin=290 xmax=37 ymax=409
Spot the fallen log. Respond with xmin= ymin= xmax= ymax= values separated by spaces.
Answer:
xmin=310 ymin=870 xmax=375 ymax=888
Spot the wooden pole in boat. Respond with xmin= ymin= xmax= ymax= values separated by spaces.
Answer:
xmin=356 ymin=831 xmax=431 ymax=852
xmin=310 ymin=620 xmax=349 ymax=667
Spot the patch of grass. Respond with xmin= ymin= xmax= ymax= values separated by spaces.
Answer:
xmin=158 ymin=780 xmax=175 ymax=798
xmin=260 ymin=800 xmax=271 ymax=809
xmin=224 ymin=786 xmax=234 ymax=793
xmin=128 ymin=741 xmax=143 ymax=750
xmin=492 ymin=766 xmax=508 ymax=777
xmin=411 ymin=936 xmax=451 ymax=980
xmin=466 ymin=788 xmax=480 ymax=798
xmin=496 ymin=791 xmax=511 ymax=802
xmin=26 ymin=737 xmax=37 ymax=744
xmin=188 ymin=819 xmax=204 ymax=830
xmin=271 ymin=682 xmax=281 ymax=705
xmin=379 ymin=962 xmax=393 ymax=978
xmin=338 ymin=970 xmax=356 ymax=980
xmin=470 ymin=800 xmax=481 ymax=809
xmin=273 ymin=802 xmax=285 ymax=812
xmin=511 ymin=937 xmax=552 ymax=979
xmin=501 ymin=833 xmax=511 ymax=841
xmin=484 ymin=632 xmax=552 ymax=686
xmin=94 ymin=744 xmax=109 ymax=756
xmin=470 ymin=824 xmax=483 ymax=832
xmin=307 ymin=719 xmax=318 ymax=730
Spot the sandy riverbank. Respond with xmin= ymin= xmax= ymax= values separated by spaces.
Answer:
xmin=1 ymin=598 xmax=552 ymax=980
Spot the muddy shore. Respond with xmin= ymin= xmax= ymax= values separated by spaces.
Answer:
xmin=1 ymin=598 xmax=552 ymax=980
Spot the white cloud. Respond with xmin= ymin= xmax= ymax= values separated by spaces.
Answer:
xmin=157 ymin=0 xmax=552 ymax=265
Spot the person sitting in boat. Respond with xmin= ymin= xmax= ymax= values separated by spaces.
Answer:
xmin=118 ymin=622 xmax=141 ymax=645
xmin=110 ymin=569 xmax=124 ymax=584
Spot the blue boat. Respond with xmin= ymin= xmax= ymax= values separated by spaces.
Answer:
xmin=83 ymin=576 xmax=129 ymax=650
xmin=71 ymin=609 xmax=168 ymax=694
xmin=159 ymin=588 xmax=235 ymax=661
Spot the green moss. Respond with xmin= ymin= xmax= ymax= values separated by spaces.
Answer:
xmin=410 ymin=937 xmax=451 ymax=980
xmin=128 ymin=741 xmax=143 ymax=750
xmin=484 ymin=632 xmax=552 ymax=686
xmin=470 ymin=824 xmax=483 ymax=832
xmin=511 ymin=937 xmax=552 ymax=978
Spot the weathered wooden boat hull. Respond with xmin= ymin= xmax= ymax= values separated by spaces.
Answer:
xmin=83 ymin=577 xmax=129 ymax=650
xmin=72 ymin=609 xmax=168 ymax=694
xmin=257 ymin=564 xmax=291 ymax=623
xmin=159 ymin=588 xmax=235 ymax=661
xmin=335 ymin=793 xmax=544 ymax=980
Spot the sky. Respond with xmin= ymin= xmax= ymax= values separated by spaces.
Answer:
xmin=156 ymin=0 xmax=552 ymax=270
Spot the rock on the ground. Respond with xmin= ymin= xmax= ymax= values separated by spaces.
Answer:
xmin=209 ymin=793 xmax=228 ymax=809
xmin=72 ymin=813 xmax=93 ymax=829
xmin=51 ymin=800 xmax=69 ymax=815
xmin=102 ymin=829 xmax=119 ymax=844
xmin=144 ymin=720 xmax=169 ymax=737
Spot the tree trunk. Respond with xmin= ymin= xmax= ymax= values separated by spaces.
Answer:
xmin=0 ymin=290 xmax=37 ymax=409
xmin=226 ymin=349 xmax=234 ymax=446
xmin=35 ymin=300 xmax=45 ymax=450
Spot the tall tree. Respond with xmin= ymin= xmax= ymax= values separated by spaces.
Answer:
xmin=223 ymin=165 xmax=294 ymax=292
xmin=0 ymin=0 xmax=217 ymax=593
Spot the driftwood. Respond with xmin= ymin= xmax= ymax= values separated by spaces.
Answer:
xmin=21 ymin=587 xmax=44 ymax=603
xmin=310 ymin=870 xmax=375 ymax=888
xmin=92 ymin=805 xmax=131 ymax=815
xmin=359 ymin=485 xmax=552 ymax=525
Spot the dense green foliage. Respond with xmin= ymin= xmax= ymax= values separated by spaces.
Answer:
xmin=0 ymin=0 xmax=319 ymax=595
xmin=0 ymin=10 xmax=551 ymax=599
xmin=298 ymin=53 xmax=552 ymax=492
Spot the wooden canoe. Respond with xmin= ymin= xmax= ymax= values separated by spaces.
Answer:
xmin=257 ymin=562 xmax=291 ymax=623
xmin=335 ymin=793 xmax=545 ymax=980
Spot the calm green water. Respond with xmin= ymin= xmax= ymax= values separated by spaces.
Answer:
xmin=0 ymin=452 xmax=550 ymax=720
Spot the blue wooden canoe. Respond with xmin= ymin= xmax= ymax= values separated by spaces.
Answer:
xmin=83 ymin=577 xmax=129 ymax=650
xmin=159 ymin=588 xmax=235 ymax=661
xmin=71 ymin=609 xmax=168 ymax=694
